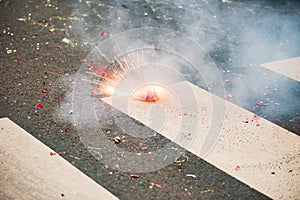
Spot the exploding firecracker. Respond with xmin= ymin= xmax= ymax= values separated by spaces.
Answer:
xmin=85 ymin=54 xmax=161 ymax=102
xmin=137 ymin=89 xmax=159 ymax=102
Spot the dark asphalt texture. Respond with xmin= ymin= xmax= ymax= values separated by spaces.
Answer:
xmin=1 ymin=0 xmax=299 ymax=199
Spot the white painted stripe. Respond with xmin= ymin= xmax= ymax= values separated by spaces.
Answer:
xmin=0 ymin=118 xmax=118 ymax=200
xmin=102 ymin=81 xmax=300 ymax=200
xmin=260 ymin=57 xmax=300 ymax=82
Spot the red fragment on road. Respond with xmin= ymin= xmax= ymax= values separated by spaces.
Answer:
xmin=35 ymin=103 xmax=43 ymax=109
xmin=149 ymin=182 xmax=163 ymax=188
xmin=226 ymin=94 xmax=233 ymax=98
xmin=130 ymin=174 xmax=140 ymax=179
xmin=178 ymin=162 xmax=183 ymax=169
xmin=253 ymin=114 xmax=260 ymax=119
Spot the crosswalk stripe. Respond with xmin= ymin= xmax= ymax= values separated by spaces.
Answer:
xmin=260 ymin=57 xmax=300 ymax=82
xmin=0 ymin=118 xmax=118 ymax=200
xmin=102 ymin=81 xmax=300 ymax=200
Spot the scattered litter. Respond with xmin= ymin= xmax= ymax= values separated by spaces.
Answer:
xmin=62 ymin=38 xmax=71 ymax=44
xmin=113 ymin=136 xmax=121 ymax=144
xmin=18 ymin=18 xmax=26 ymax=21
xmin=57 ymin=96 xmax=61 ymax=108
xmin=235 ymin=165 xmax=241 ymax=170
xmin=226 ymin=94 xmax=232 ymax=99
xmin=34 ymin=103 xmax=43 ymax=109
xmin=186 ymin=174 xmax=196 ymax=178
xmin=50 ymin=151 xmax=66 ymax=156
xmin=253 ymin=114 xmax=260 ymax=119
xmin=271 ymin=171 xmax=275 ymax=175
xmin=104 ymin=164 xmax=109 ymax=169
xmin=174 ymin=154 xmax=189 ymax=163
xmin=178 ymin=162 xmax=183 ymax=169
xmin=243 ymin=118 xmax=249 ymax=123
xmin=163 ymin=155 xmax=168 ymax=161
xmin=200 ymin=189 xmax=214 ymax=194
xmin=130 ymin=174 xmax=140 ymax=179
xmin=141 ymin=146 xmax=148 ymax=150
xmin=149 ymin=182 xmax=163 ymax=189
xmin=210 ymin=183 xmax=215 ymax=187
xmin=6 ymin=49 xmax=16 ymax=54
xmin=288 ymin=169 xmax=293 ymax=173
xmin=275 ymin=118 xmax=280 ymax=123
xmin=256 ymin=102 xmax=267 ymax=106
xmin=41 ymin=89 xmax=47 ymax=93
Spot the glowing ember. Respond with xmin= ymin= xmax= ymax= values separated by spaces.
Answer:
xmin=138 ymin=89 xmax=159 ymax=102
xmin=132 ymin=85 xmax=163 ymax=102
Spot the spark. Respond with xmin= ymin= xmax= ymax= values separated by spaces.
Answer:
xmin=81 ymin=44 xmax=163 ymax=101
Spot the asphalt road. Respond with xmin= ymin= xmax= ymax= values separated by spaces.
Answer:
xmin=1 ymin=0 xmax=299 ymax=199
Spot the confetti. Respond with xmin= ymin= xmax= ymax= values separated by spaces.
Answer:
xmin=186 ymin=174 xmax=197 ymax=178
xmin=149 ymin=182 xmax=163 ymax=189
xmin=200 ymin=189 xmax=214 ymax=194
xmin=253 ymin=114 xmax=260 ymax=119
xmin=130 ymin=174 xmax=140 ymax=179
xmin=34 ymin=103 xmax=43 ymax=109
xmin=256 ymin=102 xmax=267 ymax=106
xmin=178 ymin=162 xmax=183 ymax=168
xmin=226 ymin=94 xmax=233 ymax=98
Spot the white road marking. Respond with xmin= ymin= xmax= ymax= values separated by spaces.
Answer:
xmin=102 ymin=81 xmax=300 ymax=200
xmin=260 ymin=57 xmax=300 ymax=82
xmin=0 ymin=117 xmax=118 ymax=200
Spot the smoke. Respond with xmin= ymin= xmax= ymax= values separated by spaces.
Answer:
xmin=54 ymin=0 xmax=300 ymax=172
xmin=217 ymin=1 xmax=300 ymax=122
